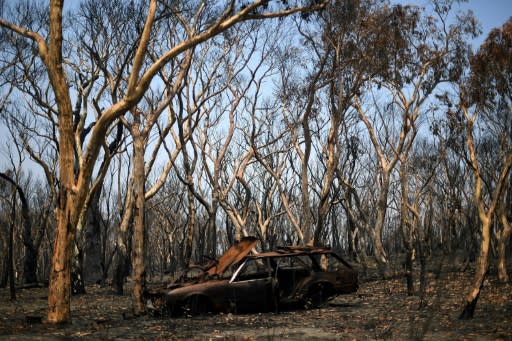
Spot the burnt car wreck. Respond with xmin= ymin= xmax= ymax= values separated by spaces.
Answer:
xmin=144 ymin=237 xmax=358 ymax=316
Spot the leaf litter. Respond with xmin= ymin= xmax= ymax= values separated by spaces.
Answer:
xmin=0 ymin=268 xmax=511 ymax=340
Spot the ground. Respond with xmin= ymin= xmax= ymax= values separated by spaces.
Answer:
xmin=1 ymin=268 xmax=511 ymax=340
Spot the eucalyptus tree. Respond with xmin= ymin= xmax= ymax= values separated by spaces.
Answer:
xmin=0 ymin=0 xmax=127 ymax=295
xmin=469 ymin=17 xmax=512 ymax=284
xmin=0 ymin=0 xmax=328 ymax=323
xmin=458 ymin=18 xmax=512 ymax=319
xmin=69 ymin=0 xmax=137 ymax=293
xmin=0 ymin=1 xmax=63 ymax=292
xmin=308 ymin=0 xmax=393 ymax=246
xmin=352 ymin=0 xmax=478 ymax=269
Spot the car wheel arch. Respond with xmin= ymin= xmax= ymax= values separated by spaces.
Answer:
xmin=181 ymin=293 xmax=215 ymax=315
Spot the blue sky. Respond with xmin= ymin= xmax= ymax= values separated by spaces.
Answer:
xmin=398 ymin=0 xmax=511 ymax=47
xmin=465 ymin=0 xmax=511 ymax=43
xmin=463 ymin=0 xmax=511 ymax=30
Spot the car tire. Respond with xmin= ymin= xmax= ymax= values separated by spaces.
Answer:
xmin=304 ymin=283 xmax=327 ymax=309
xmin=182 ymin=295 xmax=213 ymax=316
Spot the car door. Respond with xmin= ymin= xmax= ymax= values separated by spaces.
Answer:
xmin=227 ymin=258 xmax=275 ymax=313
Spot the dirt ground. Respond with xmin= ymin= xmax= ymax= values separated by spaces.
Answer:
xmin=1 ymin=268 xmax=511 ymax=340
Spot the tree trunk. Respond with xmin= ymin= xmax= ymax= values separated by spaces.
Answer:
xmin=314 ymin=122 xmax=339 ymax=246
xmin=497 ymin=210 xmax=511 ymax=283
xmin=460 ymin=109 xmax=512 ymax=319
xmin=0 ymin=224 xmax=7 ymax=288
xmin=373 ymin=172 xmax=390 ymax=268
xmin=460 ymin=217 xmax=491 ymax=319
xmin=183 ymin=182 xmax=196 ymax=267
xmin=21 ymin=192 xmax=37 ymax=286
xmin=404 ymin=247 xmax=414 ymax=295
xmin=113 ymin=180 xmax=134 ymax=295
xmin=341 ymin=181 xmax=368 ymax=265
xmin=83 ymin=190 xmax=103 ymax=284
xmin=131 ymin=131 xmax=146 ymax=315
xmin=22 ymin=242 xmax=38 ymax=286
xmin=8 ymin=195 xmax=16 ymax=300
xmin=45 ymin=0 xmax=77 ymax=323
xmin=399 ymin=161 xmax=415 ymax=296
xmin=47 ymin=115 xmax=76 ymax=323
xmin=71 ymin=243 xmax=86 ymax=295
xmin=418 ymin=194 xmax=431 ymax=308
xmin=417 ymin=225 xmax=427 ymax=309
xmin=206 ymin=204 xmax=218 ymax=259
xmin=347 ymin=217 xmax=357 ymax=261
xmin=112 ymin=240 xmax=130 ymax=295
xmin=300 ymin=115 xmax=313 ymax=245
xmin=47 ymin=192 xmax=75 ymax=323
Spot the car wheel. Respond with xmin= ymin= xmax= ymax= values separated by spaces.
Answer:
xmin=182 ymin=295 xmax=213 ymax=316
xmin=304 ymin=283 xmax=327 ymax=309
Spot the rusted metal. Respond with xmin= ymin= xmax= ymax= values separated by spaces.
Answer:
xmin=144 ymin=238 xmax=358 ymax=316
xmin=206 ymin=236 xmax=259 ymax=276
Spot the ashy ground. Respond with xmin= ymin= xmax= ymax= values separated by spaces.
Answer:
xmin=0 ymin=269 xmax=511 ymax=340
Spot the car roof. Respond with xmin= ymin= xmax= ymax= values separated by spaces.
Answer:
xmin=245 ymin=246 xmax=334 ymax=259
xmin=244 ymin=245 xmax=355 ymax=270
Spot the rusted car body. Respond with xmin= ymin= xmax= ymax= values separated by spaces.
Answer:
xmin=144 ymin=237 xmax=358 ymax=316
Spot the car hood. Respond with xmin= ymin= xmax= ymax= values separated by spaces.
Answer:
xmin=206 ymin=236 xmax=259 ymax=276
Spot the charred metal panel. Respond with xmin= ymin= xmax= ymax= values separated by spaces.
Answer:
xmin=207 ymin=236 xmax=259 ymax=276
